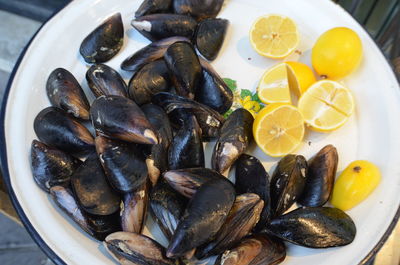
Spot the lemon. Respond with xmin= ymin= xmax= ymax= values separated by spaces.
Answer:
xmin=286 ymin=61 xmax=316 ymax=95
xmin=253 ymin=104 xmax=305 ymax=157
xmin=250 ymin=14 xmax=300 ymax=59
xmin=257 ymin=63 xmax=291 ymax=104
xmin=257 ymin=62 xmax=316 ymax=104
xmin=312 ymin=27 xmax=362 ymax=80
xmin=331 ymin=160 xmax=381 ymax=211
xmin=298 ymin=80 xmax=354 ymax=132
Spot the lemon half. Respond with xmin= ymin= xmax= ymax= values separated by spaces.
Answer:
xmin=250 ymin=14 xmax=300 ymax=59
xmin=253 ymin=104 xmax=305 ymax=157
xmin=298 ymin=80 xmax=355 ymax=132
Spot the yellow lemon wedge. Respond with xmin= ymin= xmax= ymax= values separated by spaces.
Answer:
xmin=298 ymin=80 xmax=355 ymax=132
xmin=257 ymin=63 xmax=291 ymax=104
xmin=286 ymin=61 xmax=316 ymax=95
xmin=250 ymin=14 xmax=300 ymax=59
xmin=253 ymin=104 xmax=305 ymax=157
xmin=257 ymin=62 xmax=316 ymax=104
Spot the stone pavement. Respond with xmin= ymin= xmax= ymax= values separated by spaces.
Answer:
xmin=0 ymin=9 xmax=53 ymax=265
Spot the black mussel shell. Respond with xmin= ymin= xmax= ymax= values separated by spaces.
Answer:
xmin=50 ymin=185 xmax=94 ymax=237
xmin=86 ymin=64 xmax=127 ymax=98
xmin=95 ymin=136 xmax=148 ymax=193
xmin=135 ymin=0 xmax=172 ymax=18
xmin=169 ymin=115 xmax=204 ymax=170
xmin=196 ymin=193 xmax=264 ymax=259
xmin=196 ymin=18 xmax=229 ymax=61
xmin=80 ymin=13 xmax=124 ymax=63
xmin=87 ymin=211 xmax=122 ymax=241
xmin=166 ymin=177 xmax=235 ymax=258
xmin=150 ymin=179 xmax=187 ymax=240
xmin=212 ymin=108 xmax=254 ymax=174
xmin=164 ymin=41 xmax=202 ymax=99
xmin=215 ymin=234 xmax=286 ymax=265
xmin=31 ymin=140 xmax=81 ymax=192
xmin=173 ymin=0 xmax=224 ymax=20
xmin=152 ymin=92 xmax=224 ymax=138
xmin=121 ymin=36 xmax=190 ymax=73
xmin=71 ymin=153 xmax=121 ymax=216
xmin=142 ymin=104 xmax=173 ymax=186
xmin=105 ymin=232 xmax=176 ymax=265
xmin=132 ymin=14 xmax=197 ymax=42
xmin=298 ymin=145 xmax=338 ymax=207
xmin=121 ymin=181 xmax=149 ymax=233
xmin=34 ymin=107 xmax=95 ymax=157
xmin=50 ymin=185 xmax=121 ymax=241
xmin=195 ymin=58 xmax=233 ymax=114
xmin=129 ymin=60 xmax=172 ymax=105
xmin=235 ymin=154 xmax=271 ymax=231
xmin=270 ymin=154 xmax=307 ymax=217
xmin=163 ymin=167 xmax=223 ymax=198
xmin=90 ymin=95 xmax=158 ymax=144
xmin=267 ymin=207 xmax=356 ymax=248
xmin=46 ymin=68 xmax=90 ymax=120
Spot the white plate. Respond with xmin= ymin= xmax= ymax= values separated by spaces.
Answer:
xmin=1 ymin=0 xmax=400 ymax=264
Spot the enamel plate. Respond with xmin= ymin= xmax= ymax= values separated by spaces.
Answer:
xmin=1 ymin=0 xmax=400 ymax=264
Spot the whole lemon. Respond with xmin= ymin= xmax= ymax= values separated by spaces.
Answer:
xmin=312 ymin=27 xmax=362 ymax=80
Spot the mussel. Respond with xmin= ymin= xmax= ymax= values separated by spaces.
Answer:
xmin=90 ymin=95 xmax=158 ymax=144
xmin=215 ymin=234 xmax=286 ymax=265
xmin=142 ymin=104 xmax=173 ymax=186
xmin=80 ymin=13 xmax=124 ymax=63
xmin=298 ymin=145 xmax=338 ymax=207
xmin=46 ymin=68 xmax=90 ymax=120
xmin=212 ymin=108 xmax=254 ymax=174
xmin=164 ymin=41 xmax=202 ymax=99
xmin=86 ymin=64 xmax=127 ymax=98
xmin=95 ymin=136 xmax=148 ymax=193
xmin=270 ymin=154 xmax=307 ymax=217
xmin=128 ymin=60 xmax=172 ymax=105
xmin=71 ymin=153 xmax=120 ymax=216
xmin=150 ymin=179 xmax=187 ymax=240
xmin=166 ymin=177 xmax=235 ymax=258
xmin=50 ymin=185 xmax=121 ymax=241
xmin=173 ymin=0 xmax=224 ymax=20
xmin=105 ymin=232 xmax=176 ymax=265
xmin=50 ymin=185 xmax=94 ymax=237
xmin=152 ymin=92 xmax=225 ymax=138
xmin=121 ymin=36 xmax=190 ymax=72
xmin=196 ymin=18 xmax=229 ymax=61
xmin=267 ymin=207 xmax=356 ymax=248
xmin=87 ymin=211 xmax=122 ymax=241
xmin=135 ymin=0 xmax=172 ymax=18
xmin=121 ymin=182 xmax=148 ymax=233
xmin=196 ymin=193 xmax=264 ymax=259
xmin=235 ymin=154 xmax=271 ymax=231
xmin=31 ymin=140 xmax=81 ymax=192
xmin=132 ymin=14 xmax=197 ymax=41
xmin=34 ymin=107 xmax=94 ymax=157
xmin=195 ymin=58 xmax=233 ymax=114
xmin=163 ymin=167 xmax=223 ymax=198
xmin=168 ymin=115 xmax=204 ymax=170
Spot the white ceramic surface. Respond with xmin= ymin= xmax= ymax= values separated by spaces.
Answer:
xmin=4 ymin=0 xmax=400 ymax=264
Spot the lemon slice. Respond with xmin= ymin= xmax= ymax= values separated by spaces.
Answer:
xmin=286 ymin=61 xmax=316 ymax=95
xmin=257 ymin=63 xmax=291 ymax=104
xmin=250 ymin=14 xmax=300 ymax=59
xmin=298 ymin=80 xmax=354 ymax=132
xmin=253 ymin=104 xmax=305 ymax=157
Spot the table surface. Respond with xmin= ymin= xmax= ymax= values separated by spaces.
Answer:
xmin=0 ymin=6 xmax=398 ymax=265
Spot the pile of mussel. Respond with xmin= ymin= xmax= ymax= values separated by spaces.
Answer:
xmin=30 ymin=0 xmax=357 ymax=264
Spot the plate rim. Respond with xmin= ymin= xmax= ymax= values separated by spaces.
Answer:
xmin=0 ymin=1 xmax=399 ymax=265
